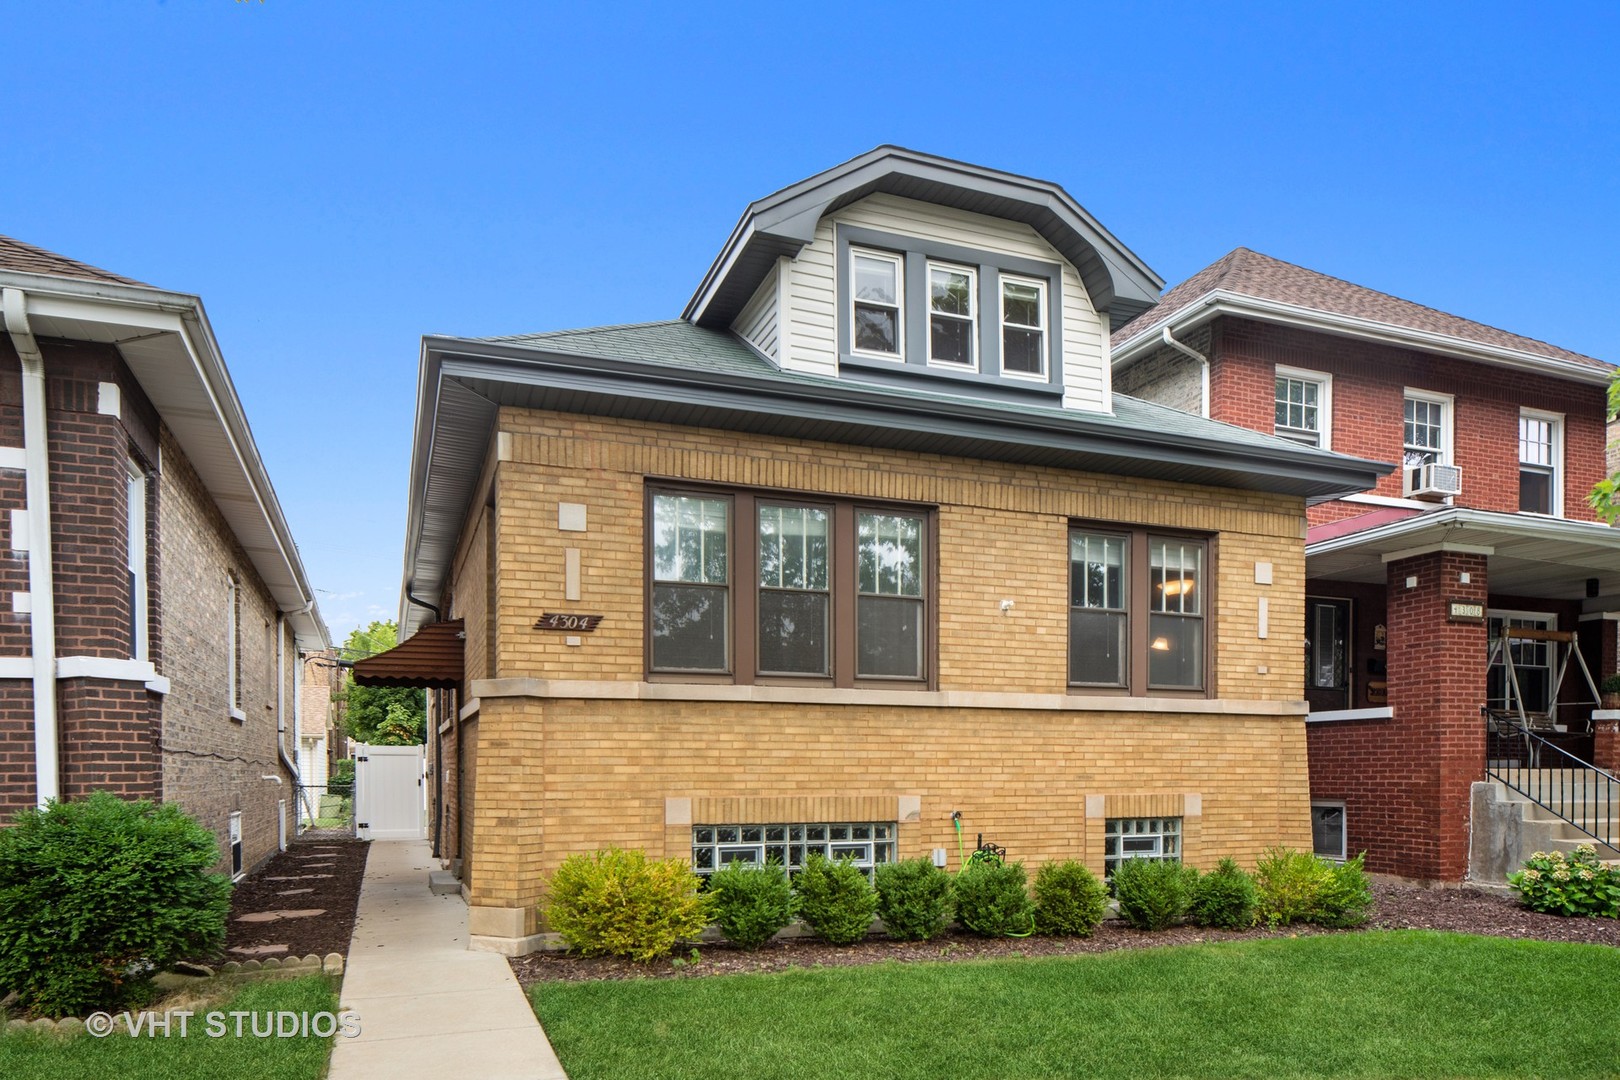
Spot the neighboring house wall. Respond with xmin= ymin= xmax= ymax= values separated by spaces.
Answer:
xmin=1206 ymin=318 xmax=1608 ymax=522
xmin=156 ymin=425 xmax=295 ymax=875
xmin=779 ymin=194 xmax=1111 ymax=410
xmin=1113 ymin=325 xmax=1209 ymax=414
xmin=454 ymin=407 xmax=1313 ymax=942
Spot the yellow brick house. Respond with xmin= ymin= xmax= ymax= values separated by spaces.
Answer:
xmin=362 ymin=148 xmax=1389 ymax=954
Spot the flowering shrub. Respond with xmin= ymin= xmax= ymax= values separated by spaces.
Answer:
xmin=1508 ymin=847 xmax=1620 ymax=918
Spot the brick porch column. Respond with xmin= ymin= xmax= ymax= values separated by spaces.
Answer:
xmin=1385 ymin=550 xmax=1488 ymax=880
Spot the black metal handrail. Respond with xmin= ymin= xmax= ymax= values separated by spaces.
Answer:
xmin=1486 ymin=722 xmax=1619 ymax=851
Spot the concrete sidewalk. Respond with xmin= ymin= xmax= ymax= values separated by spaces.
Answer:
xmin=328 ymin=840 xmax=567 ymax=1079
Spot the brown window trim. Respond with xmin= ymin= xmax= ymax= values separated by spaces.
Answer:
xmin=1068 ymin=521 xmax=1215 ymax=699
xmin=645 ymin=481 xmax=937 ymax=690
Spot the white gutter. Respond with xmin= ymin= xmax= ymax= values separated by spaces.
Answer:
xmin=1113 ymin=290 xmax=1613 ymax=386
xmin=2 ymin=288 xmax=59 ymax=806
xmin=1160 ymin=326 xmax=1210 ymax=417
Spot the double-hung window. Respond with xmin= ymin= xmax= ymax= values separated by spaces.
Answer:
xmin=1518 ymin=410 xmax=1561 ymax=515
xmin=1402 ymin=391 xmax=1450 ymax=493
xmin=650 ymin=488 xmax=931 ymax=686
xmin=927 ymin=263 xmax=976 ymax=368
xmin=126 ymin=458 xmax=148 ymax=662
xmin=1000 ymin=275 xmax=1047 ymax=378
xmin=1069 ymin=526 xmax=1208 ymax=695
xmin=1274 ymin=366 xmax=1330 ymax=447
xmin=851 ymin=249 xmax=904 ymax=358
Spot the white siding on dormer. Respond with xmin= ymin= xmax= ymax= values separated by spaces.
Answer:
xmin=775 ymin=194 xmax=1109 ymax=412
xmin=733 ymin=260 xmax=781 ymax=362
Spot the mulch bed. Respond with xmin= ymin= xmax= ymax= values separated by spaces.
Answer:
xmin=219 ymin=838 xmax=370 ymax=962
xmin=509 ymin=878 xmax=1617 ymax=987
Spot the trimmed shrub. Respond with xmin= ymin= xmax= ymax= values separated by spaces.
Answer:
xmin=1253 ymin=847 xmax=1329 ymax=927
xmin=1032 ymin=860 xmax=1107 ymax=937
xmin=1187 ymin=857 xmax=1257 ymax=929
xmin=544 ymin=848 xmax=711 ymax=962
xmin=0 ymin=792 xmax=233 ymax=1017
xmin=874 ymin=857 xmax=953 ymax=941
xmin=1112 ymin=858 xmax=1194 ymax=930
xmin=1312 ymin=853 xmax=1374 ymax=927
xmin=954 ymin=860 xmax=1034 ymax=937
xmin=1510 ymin=847 xmax=1620 ymax=918
xmin=707 ymin=860 xmax=796 ymax=949
xmin=1253 ymin=847 xmax=1374 ymax=928
xmin=794 ymin=854 xmax=879 ymax=945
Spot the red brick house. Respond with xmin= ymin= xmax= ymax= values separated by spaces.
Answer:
xmin=0 ymin=236 xmax=328 ymax=878
xmin=1114 ymin=248 xmax=1618 ymax=880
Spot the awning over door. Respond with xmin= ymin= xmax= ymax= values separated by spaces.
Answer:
xmin=352 ymin=619 xmax=465 ymax=689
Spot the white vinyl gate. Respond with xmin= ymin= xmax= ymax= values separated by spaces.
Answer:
xmin=352 ymin=743 xmax=427 ymax=840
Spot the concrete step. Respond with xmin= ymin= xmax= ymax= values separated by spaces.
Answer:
xmin=427 ymin=870 xmax=461 ymax=896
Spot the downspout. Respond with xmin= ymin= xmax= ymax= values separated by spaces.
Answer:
xmin=1161 ymin=326 xmax=1210 ymax=418
xmin=2 ymin=288 xmax=58 ymax=807
xmin=275 ymin=613 xmax=299 ymax=786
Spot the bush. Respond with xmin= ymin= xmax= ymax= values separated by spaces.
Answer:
xmin=794 ymin=855 xmax=879 ymax=945
xmin=954 ymin=860 xmax=1034 ymax=937
xmin=327 ymin=759 xmax=354 ymax=798
xmin=1509 ymin=847 xmax=1620 ymax=918
xmin=874 ymin=858 xmax=953 ymax=941
xmin=1313 ymin=854 xmax=1374 ymax=928
xmin=544 ymin=848 xmax=710 ymax=962
xmin=1187 ymin=857 xmax=1257 ymax=929
xmin=1253 ymin=847 xmax=1373 ymax=928
xmin=0 ymin=793 xmax=232 ymax=1017
xmin=1032 ymin=860 xmax=1107 ymax=936
xmin=707 ymin=860 xmax=796 ymax=949
xmin=1112 ymin=857 xmax=1194 ymax=930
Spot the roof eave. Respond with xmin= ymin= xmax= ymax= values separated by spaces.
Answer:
xmin=1112 ymin=291 xmax=1612 ymax=386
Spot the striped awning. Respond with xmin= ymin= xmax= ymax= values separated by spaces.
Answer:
xmin=352 ymin=619 xmax=465 ymax=689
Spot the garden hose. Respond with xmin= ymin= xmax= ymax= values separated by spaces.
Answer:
xmin=951 ymin=814 xmax=1035 ymax=937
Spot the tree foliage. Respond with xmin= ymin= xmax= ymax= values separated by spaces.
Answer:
xmin=338 ymin=620 xmax=425 ymax=745
xmin=1588 ymin=371 xmax=1620 ymax=522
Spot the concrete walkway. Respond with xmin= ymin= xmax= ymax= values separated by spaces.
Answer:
xmin=328 ymin=840 xmax=568 ymax=1079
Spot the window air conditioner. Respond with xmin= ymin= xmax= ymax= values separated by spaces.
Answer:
xmin=1409 ymin=462 xmax=1462 ymax=500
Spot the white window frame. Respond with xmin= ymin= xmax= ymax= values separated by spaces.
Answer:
xmin=1518 ymin=408 xmax=1563 ymax=517
xmin=925 ymin=261 xmax=978 ymax=371
xmin=1103 ymin=816 xmax=1182 ymax=877
xmin=228 ymin=810 xmax=244 ymax=881
xmin=1402 ymin=388 xmax=1454 ymax=495
xmin=999 ymin=273 xmax=1048 ymax=381
xmin=1274 ymin=365 xmax=1332 ymax=449
xmin=1311 ymin=802 xmax=1347 ymax=862
xmin=227 ymin=573 xmax=244 ymax=721
xmin=848 ymin=247 xmax=905 ymax=361
xmin=126 ymin=459 xmax=148 ymax=662
xmin=691 ymin=821 xmax=897 ymax=879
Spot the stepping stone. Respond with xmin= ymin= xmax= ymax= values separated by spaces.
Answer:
xmin=236 ymin=912 xmax=282 ymax=923
xmin=300 ymin=863 xmax=336 ymax=869
xmin=229 ymin=944 xmax=289 ymax=957
xmin=236 ymin=908 xmax=329 ymax=924
xmin=276 ymin=888 xmax=314 ymax=896
xmin=278 ymin=909 xmax=326 ymax=919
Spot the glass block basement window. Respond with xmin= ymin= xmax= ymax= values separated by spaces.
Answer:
xmin=691 ymin=823 xmax=896 ymax=878
xmin=1104 ymin=817 xmax=1181 ymax=877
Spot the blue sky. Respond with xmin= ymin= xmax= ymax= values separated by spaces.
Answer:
xmin=4 ymin=2 xmax=1616 ymax=642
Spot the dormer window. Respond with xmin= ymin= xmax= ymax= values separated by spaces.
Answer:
xmin=837 ymin=225 xmax=1064 ymax=398
xmin=1001 ymin=276 xmax=1047 ymax=378
xmin=928 ymin=263 xmax=976 ymax=368
xmin=852 ymin=249 xmax=903 ymax=357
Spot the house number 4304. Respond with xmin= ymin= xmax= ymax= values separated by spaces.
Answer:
xmin=534 ymin=613 xmax=604 ymax=632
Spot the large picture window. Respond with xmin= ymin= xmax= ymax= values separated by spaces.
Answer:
xmin=1069 ymin=525 xmax=1209 ymax=696
xmin=649 ymin=487 xmax=932 ymax=686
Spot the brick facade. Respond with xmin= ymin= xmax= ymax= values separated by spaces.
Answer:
xmin=0 ymin=337 xmax=297 ymax=877
xmin=439 ymin=408 xmax=1318 ymax=942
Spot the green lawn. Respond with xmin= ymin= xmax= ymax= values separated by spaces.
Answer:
xmin=530 ymin=931 xmax=1620 ymax=1079
xmin=0 ymin=974 xmax=339 ymax=1080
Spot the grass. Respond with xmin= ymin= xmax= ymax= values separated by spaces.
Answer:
xmin=530 ymin=931 xmax=1620 ymax=1079
xmin=0 ymin=974 xmax=339 ymax=1080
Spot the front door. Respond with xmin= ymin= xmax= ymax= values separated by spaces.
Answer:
xmin=1306 ymin=598 xmax=1351 ymax=712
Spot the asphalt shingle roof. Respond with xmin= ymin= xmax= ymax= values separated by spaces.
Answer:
xmin=481 ymin=319 xmax=1363 ymax=460
xmin=1112 ymin=247 xmax=1607 ymax=370
xmin=0 ymin=234 xmax=147 ymax=288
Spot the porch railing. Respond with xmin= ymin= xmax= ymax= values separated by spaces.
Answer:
xmin=1486 ymin=721 xmax=1619 ymax=851
xmin=293 ymin=783 xmax=355 ymax=835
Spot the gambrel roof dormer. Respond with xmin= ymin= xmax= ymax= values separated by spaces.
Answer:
xmin=684 ymin=147 xmax=1164 ymax=413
